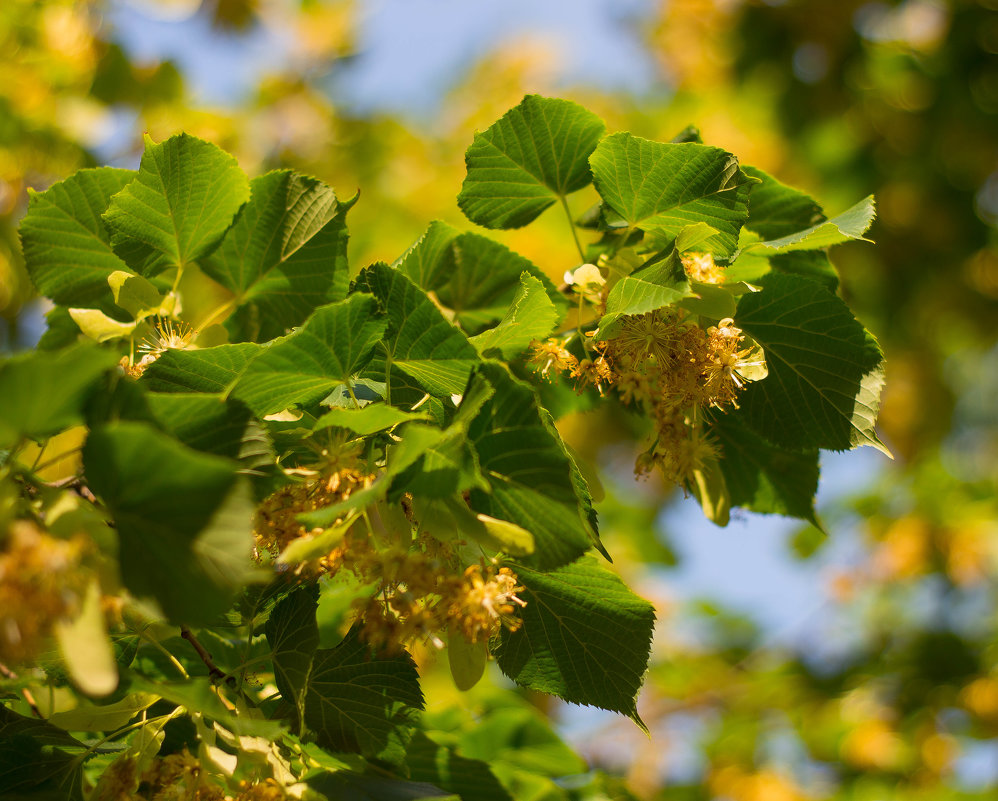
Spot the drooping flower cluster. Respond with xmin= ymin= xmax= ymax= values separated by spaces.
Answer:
xmin=255 ymin=474 xmax=525 ymax=653
xmin=0 ymin=520 xmax=89 ymax=664
xmin=528 ymin=305 xmax=764 ymax=488
xmin=252 ymin=468 xmax=372 ymax=560
xmin=681 ymin=251 xmax=726 ymax=284
xmin=355 ymin=555 xmax=526 ymax=652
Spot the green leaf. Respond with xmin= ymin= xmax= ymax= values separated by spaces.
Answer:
xmin=734 ymin=273 xmax=889 ymax=454
xmin=399 ymin=229 xmax=565 ymax=334
xmin=394 ymin=219 xmax=461 ymax=292
xmin=83 ymin=422 xmax=258 ymax=625
xmin=201 ymin=170 xmax=355 ymax=342
xmin=589 ymin=133 xmax=758 ymax=256
xmin=53 ymin=577 xmax=118 ymax=698
xmin=231 ymin=294 xmax=386 ymax=416
xmin=0 ymin=706 xmax=87 ymax=801
xmin=494 ymin=556 xmax=655 ymax=725
xmin=406 ymin=731 xmax=512 ymax=801
xmin=466 ymin=365 xmax=594 ymax=570
xmin=141 ymin=343 xmax=261 ymax=394
xmin=742 ymin=165 xmax=825 ymax=240
xmin=66 ymin=308 xmax=137 ymax=341
xmin=447 ymin=634 xmax=488 ymax=693
xmin=597 ymin=260 xmax=692 ymax=339
xmin=304 ymin=624 xmax=424 ymax=765
xmin=266 ymin=584 xmax=319 ymax=729
xmin=458 ymin=94 xmax=606 ymax=229
xmin=456 ymin=705 xmax=586 ymax=777
xmin=313 ymin=404 xmax=429 ymax=436
xmin=108 ymin=270 xmax=173 ymax=320
xmin=0 ymin=343 xmax=118 ymax=448
xmin=19 ymin=167 xmax=135 ymax=308
xmin=742 ymin=196 xmax=876 ymax=255
xmin=127 ymin=676 xmax=283 ymax=738
xmin=47 ymin=693 xmax=158 ymax=734
xmin=354 ymin=263 xmax=479 ymax=398
xmin=771 ymin=251 xmax=839 ymax=290
xmin=708 ymin=409 xmax=820 ymax=526
xmin=470 ymin=273 xmax=559 ymax=358
xmin=103 ymin=133 xmax=250 ymax=276
xmin=145 ymin=393 xmax=254 ymax=459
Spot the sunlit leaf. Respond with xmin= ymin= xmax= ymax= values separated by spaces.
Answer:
xmin=231 ymin=294 xmax=386 ymax=416
xmin=20 ymin=167 xmax=135 ymax=308
xmin=590 ymin=133 xmax=758 ymax=256
xmin=467 ymin=365 xmax=595 ymax=570
xmin=141 ymin=343 xmax=261 ymax=394
xmin=459 ymin=94 xmax=606 ymax=229
xmin=742 ymin=196 xmax=875 ymax=255
xmin=470 ymin=273 xmax=560 ymax=358
xmin=354 ymin=263 xmax=479 ymax=398
xmin=103 ymin=133 xmax=250 ymax=276
xmin=201 ymin=170 xmax=355 ymax=342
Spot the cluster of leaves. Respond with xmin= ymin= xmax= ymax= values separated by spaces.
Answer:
xmin=0 ymin=95 xmax=883 ymax=799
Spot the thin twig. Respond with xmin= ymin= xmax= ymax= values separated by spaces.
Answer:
xmin=0 ymin=661 xmax=42 ymax=718
xmin=180 ymin=626 xmax=234 ymax=687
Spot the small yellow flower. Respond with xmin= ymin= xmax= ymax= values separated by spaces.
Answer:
xmin=564 ymin=263 xmax=606 ymax=303
xmin=681 ymin=251 xmax=726 ymax=284
xmin=527 ymin=339 xmax=578 ymax=380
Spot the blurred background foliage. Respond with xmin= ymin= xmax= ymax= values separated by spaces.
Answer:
xmin=2 ymin=0 xmax=997 ymax=798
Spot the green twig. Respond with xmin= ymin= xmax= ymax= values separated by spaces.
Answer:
xmin=560 ymin=195 xmax=586 ymax=264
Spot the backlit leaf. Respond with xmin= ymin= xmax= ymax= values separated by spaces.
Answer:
xmin=304 ymin=624 xmax=424 ymax=765
xmin=20 ymin=167 xmax=135 ymax=308
xmin=201 ymin=170 xmax=355 ymax=342
xmin=458 ymin=95 xmax=606 ymax=229
xmin=0 ymin=343 xmax=118 ymax=449
xmin=590 ymin=133 xmax=758 ymax=256
xmin=231 ymin=294 xmax=386 ymax=416
xmin=103 ymin=133 xmax=250 ymax=276
xmin=354 ymin=263 xmax=479 ymax=398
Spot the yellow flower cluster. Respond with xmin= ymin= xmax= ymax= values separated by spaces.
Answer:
xmin=354 ymin=554 xmax=526 ymax=653
xmin=681 ymin=251 xmax=726 ymax=284
xmin=256 ymin=473 xmax=526 ymax=653
xmin=0 ymin=519 xmax=89 ymax=664
xmin=529 ymin=308 xmax=763 ymax=487
xmin=253 ymin=469 xmax=372 ymax=560
xmin=95 ymin=750 xmax=291 ymax=801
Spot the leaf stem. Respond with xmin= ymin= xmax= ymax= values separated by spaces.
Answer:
xmin=30 ymin=440 xmax=49 ymax=472
xmin=137 ymin=628 xmax=189 ymax=679
xmin=196 ymin=297 xmax=237 ymax=331
xmin=344 ymin=380 xmax=362 ymax=410
xmin=560 ymin=195 xmax=586 ymax=264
